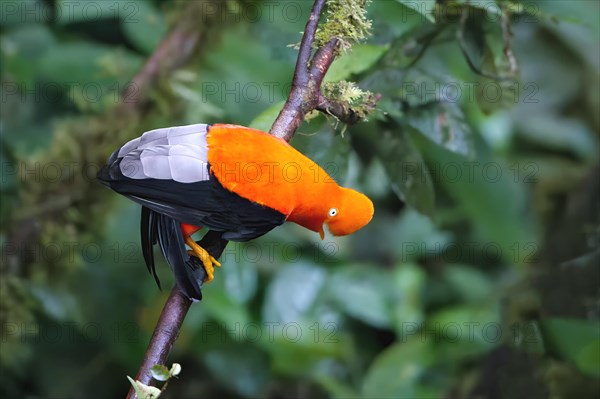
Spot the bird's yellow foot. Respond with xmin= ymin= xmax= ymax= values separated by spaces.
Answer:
xmin=185 ymin=237 xmax=221 ymax=283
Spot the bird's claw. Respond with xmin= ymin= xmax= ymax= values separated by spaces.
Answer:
xmin=185 ymin=237 xmax=221 ymax=283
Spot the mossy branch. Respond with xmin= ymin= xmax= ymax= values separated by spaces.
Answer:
xmin=270 ymin=0 xmax=377 ymax=141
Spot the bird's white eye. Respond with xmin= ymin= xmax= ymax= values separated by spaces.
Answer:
xmin=328 ymin=208 xmax=338 ymax=217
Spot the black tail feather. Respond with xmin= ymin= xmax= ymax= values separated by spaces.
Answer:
xmin=139 ymin=207 xmax=229 ymax=301
xmin=141 ymin=206 xmax=161 ymax=290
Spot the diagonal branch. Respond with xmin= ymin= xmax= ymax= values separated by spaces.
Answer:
xmin=270 ymin=0 xmax=332 ymax=141
xmin=270 ymin=0 xmax=377 ymax=142
xmin=294 ymin=0 xmax=327 ymax=88
xmin=126 ymin=0 xmax=372 ymax=397
xmin=126 ymin=287 xmax=192 ymax=399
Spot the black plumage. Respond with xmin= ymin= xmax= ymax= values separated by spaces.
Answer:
xmin=97 ymin=150 xmax=285 ymax=301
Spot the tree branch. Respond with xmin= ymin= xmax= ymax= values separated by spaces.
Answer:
xmin=125 ymin=287 xmax=192 ymax=399
xmin=270 ymin=0 xmax=377 ymax=141
xmin=294 ymin=0 xmax=326 ymax=88
xmin=270 ymin=0 xmax=329 ymax=140
xmin=269 ymin=0 xmax=354 ymax=142
xmin=127 ymin=1 xmax=369 ymax=397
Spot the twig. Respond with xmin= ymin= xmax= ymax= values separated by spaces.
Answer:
xmin=456 ymin=7 xmax=512 ymax=81
xmin=270 ymin=0 xmax=332 ymax=141
xmin=125 ymin=288 xmax=191 ymax=399
xmin=270 ymin=0 xmax=377 ymax=141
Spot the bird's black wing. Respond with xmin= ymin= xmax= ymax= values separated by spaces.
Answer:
xmin=97 ymin=124 xmax=286 ymax=300
xmin=98 ymin=160 xmax=286 ymax=240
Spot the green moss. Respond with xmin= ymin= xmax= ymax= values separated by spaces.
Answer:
xmin=322 ymin=80 xmax=377 ymax=120
xmin=315 ymin=0 xmax=372 ymax=52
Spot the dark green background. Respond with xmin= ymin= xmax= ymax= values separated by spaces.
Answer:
xmin=1 ymin=1 xmax=599 ymax=398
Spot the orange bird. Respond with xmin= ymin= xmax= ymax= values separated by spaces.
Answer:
xmin=98 ymin=124 xmax=373 ymax=300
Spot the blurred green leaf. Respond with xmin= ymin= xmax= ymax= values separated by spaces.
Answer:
xmin=417 ymin=139 xmax=537 ymax=266
xmin=317 ymin=376 xmax=360 ymax=399
xmin=204 ymin=345 xmax=269 ymax=397
xmin=262 ymin=262 xmax=328 ymax=324
xmin=362 ymin=339 xmax=435 ymax=398
xmin=540 ymin=318 xmax=600 ymax=377
xmin=371 ymin=0 xmax=432 ymax=37
xmin=405 ymin=101 xmax=474 ymax=157
xmin=264 ymin=326 xmax=350 ymax=376
xmin=220 ymin=250 xmax=258 ymax=304
xmin=202 ymin=286 xmax=251 ymax=330
xmin=326 ymin=44 xmax=388 ymax=82
xmin=516 ymin=116 xmax=599 ymax=161
xmin=1 ymin=24 xmax=55 ymax=85
xmin=378 ymin=128 xmax=435 ymax=216
xmin=578 ymin=340 xmax=600 ymax=377
xmin=442 ymin=264 xmax=494 ymax=303
xmin=392 ymin=209 xmax=452 ymax=261
xmin=301 ymin=129 xmax=352 ymax=185
xmin=55 ymin=0 xmax=120 ymax=25
xmin=0 ymin=0 xmax=50 ymax=27
xmin=260 ymin=264 xmax=349 ymax=376
xmin=396 ymin=1 xmax=436 ymax=23
xmin=327 ymin=264 xmax=393 ymax=328
xmin=38 ymin=42 xmax=142 ymax=86
xmin=384 ymin=23 xmax=443 ymax=69
xmin=392 ymin=263 xmax=426 ymax=337
xmin=30 ymin=284 xmax=81 ymax=322
xmin=428 ymin=304 xmax=501 ymax=361
xmin=121 ymin=1 xmax=167 ymax=54
xmin=0 ymin=140 xmax=18 ymax=222
xmin=199 ymin=25 xmax=292 ymax=123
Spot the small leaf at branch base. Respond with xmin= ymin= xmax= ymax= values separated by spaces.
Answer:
xmin=127 ymin=376 xmax=162 ymax=399
xmin=149 ymin=364 xmax=170 ymax=381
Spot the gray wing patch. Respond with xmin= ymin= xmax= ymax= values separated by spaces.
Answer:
xmin=118 ymin=124 xmax=208 ymax=157
xmin=118 ymin=124 xmax=210 ymax=183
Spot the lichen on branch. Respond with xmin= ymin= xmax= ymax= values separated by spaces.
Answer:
xmin=315 ymin=0 xmax=372 ymax=52
xmin=320 ymin=81 xmax=379 ymax=123
xmin=270 ymin=0 xmax=378 ymax=140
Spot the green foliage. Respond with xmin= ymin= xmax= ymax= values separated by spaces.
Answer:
xmin=1 ymin=0 xmax=599 ymax=398
xmin=325 ymin=44 xmax=388 ymax=82
xmin=540 ymin=318 xmax=600 ymax=377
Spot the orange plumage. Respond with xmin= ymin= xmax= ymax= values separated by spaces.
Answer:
xmin=207 ymin=124 xmax=374 ymax=239
xmin=98 ymin=123 xmax=374 ymax=300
